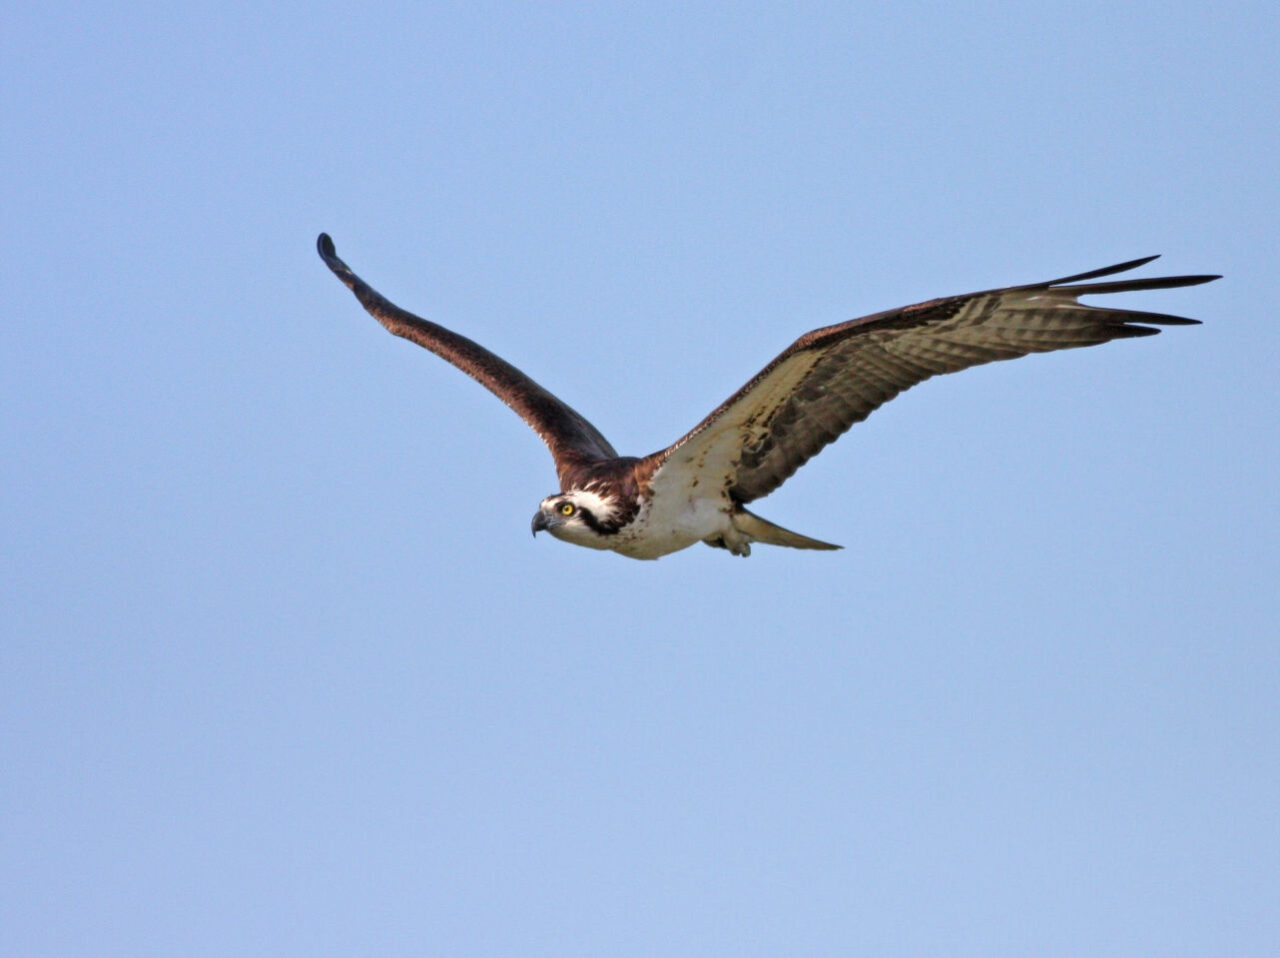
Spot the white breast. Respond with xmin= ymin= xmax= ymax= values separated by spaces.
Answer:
xmin=611 ymin=491 xmax=733 ymax=559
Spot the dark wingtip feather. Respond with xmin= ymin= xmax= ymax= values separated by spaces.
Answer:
xmin=1101 ymin=307 xmax=1205 ymax=327
xmin=1043 ymin=255 xmax=1161 ymax=286
xmin=1068 ymin=273 xmax=1222 ymax=296
xmin=316 ymin=233 xmax=357 ymax=288
xmin=1111 ymin=325 xmax=1163 ymax=339
xmin=315 ymin=233 xmax=363 ymax=297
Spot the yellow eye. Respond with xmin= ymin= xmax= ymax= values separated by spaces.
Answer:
xmin=559 ymin=502 xmax=575 ymax=516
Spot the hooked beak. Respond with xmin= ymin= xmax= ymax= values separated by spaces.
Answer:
xmin=531 ymin=510 xmax=550 ymax=537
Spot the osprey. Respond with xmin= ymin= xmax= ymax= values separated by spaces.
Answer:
xmin=317 ymin=234 xmax=1216 ymax=559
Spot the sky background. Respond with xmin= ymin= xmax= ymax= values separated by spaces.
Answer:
xmin=3 ymin=2 xmax=1277 ymax=955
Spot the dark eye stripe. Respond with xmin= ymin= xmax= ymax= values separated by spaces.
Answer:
xmin=575 ymin=506 xmax=614 ymax=535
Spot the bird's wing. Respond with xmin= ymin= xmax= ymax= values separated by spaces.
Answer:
xmin=647 ymin=256 xmax=1218 ymax=503
xmin=318 ymin=234 xmax=617 ymax=483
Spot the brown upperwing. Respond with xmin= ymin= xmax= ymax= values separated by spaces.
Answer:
xmin=318 ymin=234 xmax=617 ymax=486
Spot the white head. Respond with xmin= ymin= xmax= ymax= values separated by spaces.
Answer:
xmin=530 ymin=489 xmax=622 ymax=551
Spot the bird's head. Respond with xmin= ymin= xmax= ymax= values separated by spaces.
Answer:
xmin=531 ymin=489 xmax=621 ymax=551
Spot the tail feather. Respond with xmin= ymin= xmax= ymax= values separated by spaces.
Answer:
xmin=734 ymin=508 xmax=842 ymax=551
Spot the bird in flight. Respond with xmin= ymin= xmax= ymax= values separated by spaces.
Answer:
xmin=317 ymin=234 xmax=1216 ymax=559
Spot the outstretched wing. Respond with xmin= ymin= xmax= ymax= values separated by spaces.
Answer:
xmin=649 ymin=256 xmax=1218 ymax=504
xmin=317 ymin=234 xmax=617 ymax=483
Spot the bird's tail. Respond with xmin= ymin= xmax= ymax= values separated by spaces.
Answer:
xmin=734 ymin=508 xmax=842 ymax=551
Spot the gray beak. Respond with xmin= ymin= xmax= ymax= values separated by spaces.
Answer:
xmin=531 ymin=511 xmax=550 ymax=536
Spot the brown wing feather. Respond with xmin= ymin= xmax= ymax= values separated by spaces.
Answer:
xmin=317 ymin=234 xmax=617 ymax=483
xmin=652 ymin=257 xmax=1218 ymax=504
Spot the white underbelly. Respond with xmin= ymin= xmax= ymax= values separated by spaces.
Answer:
xmin=612 ymin=496 xmax=731 ymax=559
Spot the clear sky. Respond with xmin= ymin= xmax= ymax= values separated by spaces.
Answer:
xmin=3 ymin=2 xmax=1277 ymax=955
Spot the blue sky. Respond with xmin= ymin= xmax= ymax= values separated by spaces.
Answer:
xmin=3 ymin=2 xmax=1277 ymax=955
